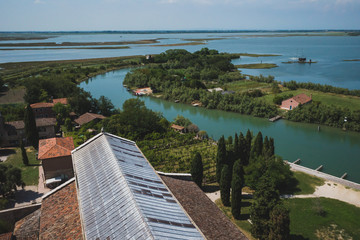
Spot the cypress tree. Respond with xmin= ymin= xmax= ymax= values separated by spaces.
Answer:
xmin=220 ymin=164 xmax=231 ymax=206
xmin=20 ymin=139 xmax=29 ymax=166
xmin=24 ymin=104 xmax=39 ymax=149
xmin=269 ymin=205 xmax=290 ymax=240
xmin=250 ymin=172 xmax=280 ymax=240
xmin=239 ymin=132 xmax=248 ymax=165
xmin=263 ymin=136 xmax=270 ymax=159
xmin=269 ymin=137 xmax=275 ymax=157
xmin=216 ymin=136 xmax=227 ymax=183
xmin=191 ymin=152 xmax=203 ymax=188
xmin=245 ymin=129 xmax=252 ymax=164
xmin=250 ymin=131 xmax=263 ymax=159
xmin=231 ymin=160 xmax=244 ymax=219
xmin=234 ymin=133 xmax=239 ymax=161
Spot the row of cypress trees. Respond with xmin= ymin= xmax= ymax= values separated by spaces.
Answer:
xmin=216 ymin=130 xmax=290 ymax=239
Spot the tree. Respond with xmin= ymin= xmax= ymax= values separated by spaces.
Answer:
xmin=0 ymin=165 xmax=25 ymax=197
xmin=233 ymin=133 xmax=239 ymax=161
xmin=250 ymin=131 xmax=263 ymax=159
xmin=173 ymin=115 xmax=192 ymax=127
xmin=220 ymin=164 xmax=231 ymax=206
xmin=231 ymin=160 xmax=244 ymax=219
xmin=269 ymin=205 xmax=290 ymax=240
xmin=24 ymin=104 xmax=39 ymax=149
xmin=239 ymin=132 xmax=247 ymax=165
xmin=271 ymin=82 xmax=281 ymax=94
xmin=250 ymin=173 xmax=280 ymax=240
xmin=65 ymin=118 xmax=73 ymax=132
xmin=216 ymin=136 xmax=227 ymax=183
xmin=20 ymin=139 xmax=29 ymax=166
xmin=53 ymin=102 xmax=70 ymax=124
xmin=98 ymin=95 xmax=115 ymax=116
xmin=245 ymin=129 xmax=252 ymax=165
xmin=191 ymin=152 xmax=203 ymax=188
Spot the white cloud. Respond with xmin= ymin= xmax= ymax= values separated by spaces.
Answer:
xmin=34 ymin=0 xmax=45 ymax=4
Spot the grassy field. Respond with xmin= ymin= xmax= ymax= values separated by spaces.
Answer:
xmin=284 ymin=198 xmax=360 ymax=240
xmin=292 ymin=171 xmax=325 ymax=195
xmin=215 ymin=171 xmax=360 ymax=240
xmin=2 ymin=147 xmax=39 ymax=186
xmin=224 ymin=80 xmax=270 ymax=93
xmin=235 ymin=63 xmax=278 ymax=69
xmin=260 ymin=88 xmax=360 ymax=111
xmin=0 ymin=88 xmax=25 ymax=104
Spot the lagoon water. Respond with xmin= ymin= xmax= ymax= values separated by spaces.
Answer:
xmin=80 ymin=69 xmax=360 ymax=183
xmin=1 ymin=32 xmax=360 ymax=182
xmin=1 ymin=32 xmax=360 ymax=89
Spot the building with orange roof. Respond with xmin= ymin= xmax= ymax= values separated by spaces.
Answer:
xmin=280 ymin=93 xmax=312 ymax=110
xmin=38 ymin=137 xmax=74 ymax=187
xmin=74 ymin=112 xmax=106 ymax=127
xmin=30 ymin=98 xmax=68 ymax=119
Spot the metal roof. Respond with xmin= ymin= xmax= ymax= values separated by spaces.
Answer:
xmin=72 ymin=132 xmax=204 ymax=240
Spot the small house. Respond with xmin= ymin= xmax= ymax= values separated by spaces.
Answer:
xmin=134 ymin=87 xmax=153 ymax=96
xmin=280 ymin=93 xmax=312 ymax=110
xmin=74 ymin=112 xmax=106 ymax=127
xmin=38 ymin=137 xmax=75 ymax=187
xmin=30 ymin=98 xmax=68 ymax=119
xmin=171 ymin=124 xmax=185 ymax=133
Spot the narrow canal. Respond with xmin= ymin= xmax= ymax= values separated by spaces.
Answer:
xmin=81 ymin=69 xmax=360 ymax=183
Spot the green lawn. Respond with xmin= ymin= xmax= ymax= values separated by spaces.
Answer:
xmin=2 ymin=147 xmax=39 ymax=186
xmin=261 ymin=88 xmax=360 ymax=111
xmin=292 ymin=171 xmax=325 ymax=195
xmin=285 ymin=198 xmax=360 ymax=240
xmin=224 ymin=80 xmax=270 ymax=93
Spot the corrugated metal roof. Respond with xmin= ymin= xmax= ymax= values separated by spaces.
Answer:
xmin=72 ymin=132 xmax=204 ymax=240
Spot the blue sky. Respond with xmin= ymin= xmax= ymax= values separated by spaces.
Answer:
xmin=1 ymin=0 xmax=360 ymax=31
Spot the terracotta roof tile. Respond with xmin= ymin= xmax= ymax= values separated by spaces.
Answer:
xmin=52 ymin=98 xmax=68 ymax=105
xmin=74 ymin=112 xmax=106 ymax=126
xmin=14 ymin=208 xmax=41 ymax=239
xmin=171 ymin=124 xmax=185 ymax=131
xmin=0 ymin=233 xmax=12 ymax=240
xmin=292 ymin=93 xmax=312 ymax=104
xmin=4 ymin=118 xmax=55 ymax=131
xmin=35 ymin=118 xmax=56 ymax=127
xmin=30 ymin=102 xmax=54 ymax=109
xmin=161 ymin=175 xmax=248 ymax=240
xmin=38 ymin=137 xmax=74 ymax=160
xmin=5 ymin=120 xmax=25 ymax=130
xmin=39 ymin=181 xmax=82 ymax=240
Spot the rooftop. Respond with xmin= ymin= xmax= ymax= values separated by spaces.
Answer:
xmin=160 ymin=175 xmax=248 ymax=240
xmin=74 ymin=112 xmax=106 ymax=126
xmin=5 ymin=118 xmax=56 ymax=130
xmin=292 ymin=93 xmax=312 ymax=104
xmin=52 ymin=98 xmax=68 ymax=105
xmin=40 ymin=178 xmax=82 ymax=240
xmin=72 ymin=132 xmax=204 ymax=239
xmin=38 ymin=137 xmax=74 ymax=160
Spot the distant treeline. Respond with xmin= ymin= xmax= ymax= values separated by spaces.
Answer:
xmin=283 ymin=80 xmax=360 ymax=97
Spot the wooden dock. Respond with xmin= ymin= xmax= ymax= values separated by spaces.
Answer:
xmin=315 ymin=165 xmax=323 ymax=171
xmin=293 ymin=159 xmax=301 ymax=164
xmin=269 ymin=115 xmax=282 ymax=122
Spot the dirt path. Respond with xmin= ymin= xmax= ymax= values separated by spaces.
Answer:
xmin=206 ymin=181 xmax=360 ymax=208
xmin=289 ymin=181 xmax=360 ymax=207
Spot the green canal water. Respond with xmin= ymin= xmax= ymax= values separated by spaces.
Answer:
xmin=81 ymin=69 xmax=360 ymax=183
